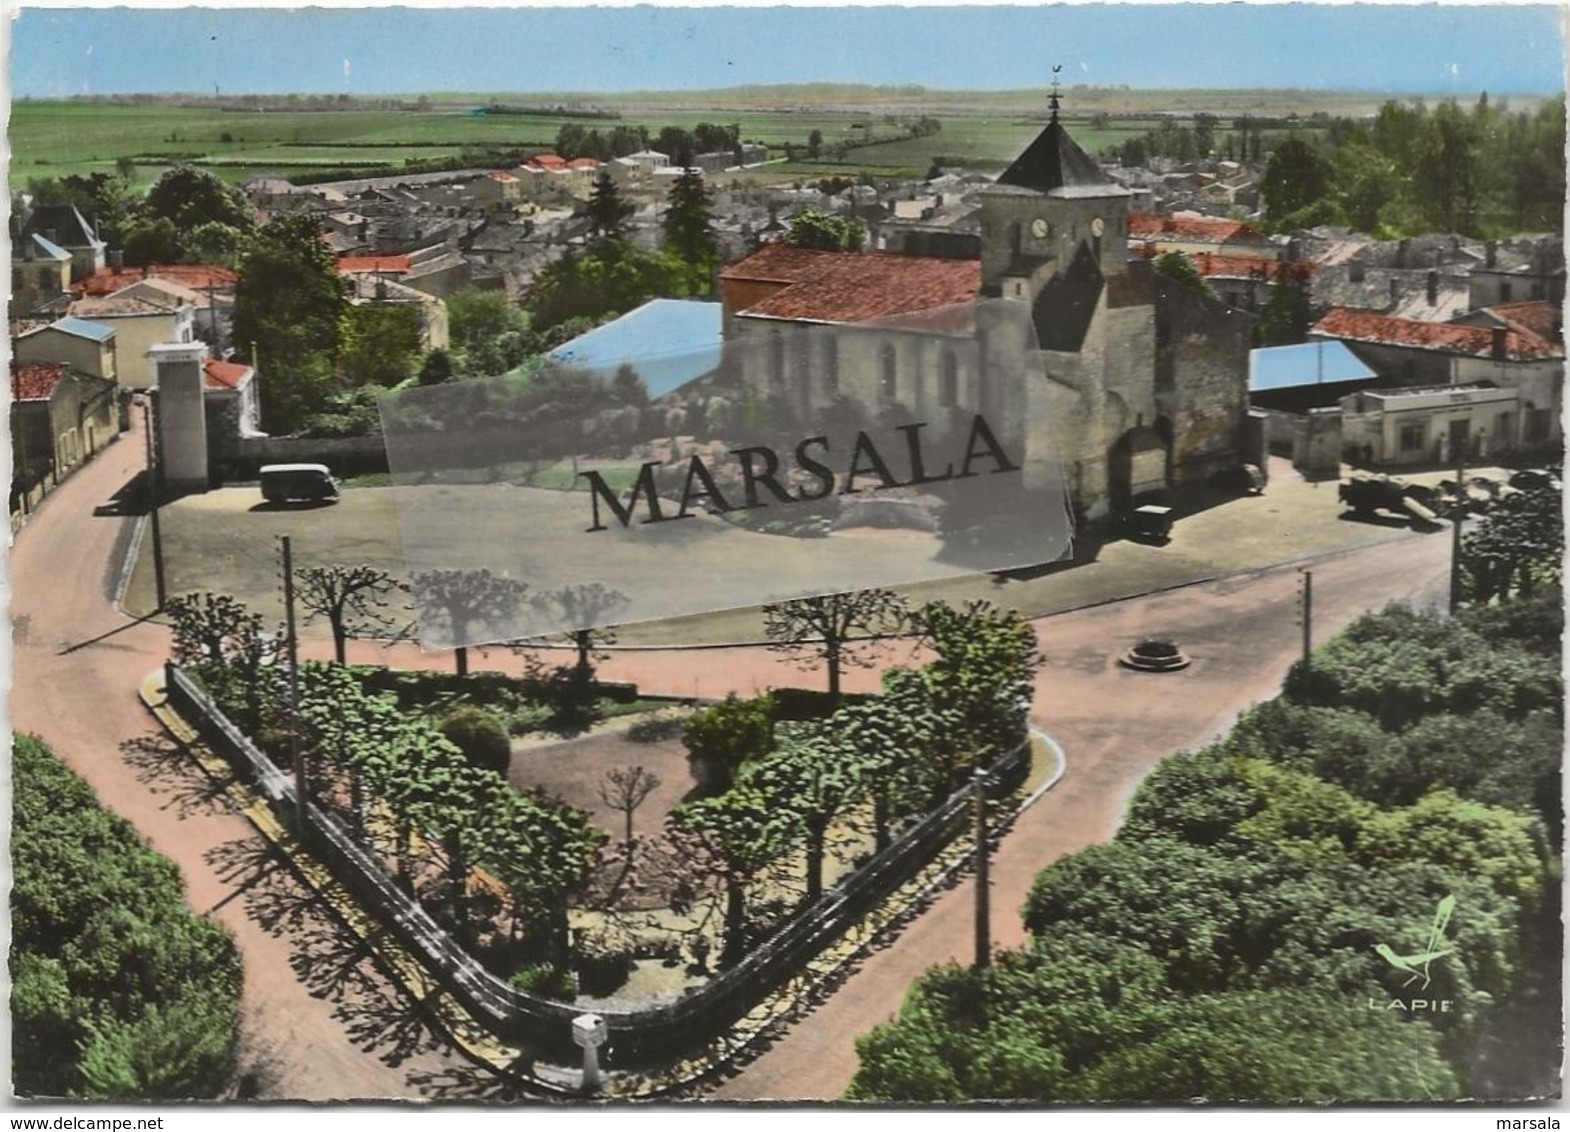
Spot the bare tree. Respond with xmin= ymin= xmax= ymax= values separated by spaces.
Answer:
xmin=598 ymin=764 xmax=662 ymax=844
xmin=762 ymin=588 xmax=911 ymax=705
xmin=532 ymin=582 xmax=629 ymax=675
xmin=297 ymin=564 xmax=408 ymax=664
xmin=409 ymin=568 xmax=528 ymax=675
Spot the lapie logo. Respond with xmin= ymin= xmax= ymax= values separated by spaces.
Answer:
xmin=1368 ymin=894 xmax=1457 ymax=1014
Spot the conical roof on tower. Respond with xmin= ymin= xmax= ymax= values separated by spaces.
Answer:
xmin=993 ymin=117 xmax=1129 ymax=199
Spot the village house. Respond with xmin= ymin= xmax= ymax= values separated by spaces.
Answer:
xmin=12 ymin=316 xmax=119 ymax=388
xmin=66 ymin=293 xmax=197 ymax=391
xmin=11 ymin=232 xmax=75 ymax=317
xmin=13 ymin=199 xmax=107 ymax=282
xmin=10 ymin=360 xmax=118 ymax=518
xmin=1128 ymin=210 xmax=1279 ymax=262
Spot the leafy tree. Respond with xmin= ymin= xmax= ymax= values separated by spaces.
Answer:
xmin=409 ymin=568 xmax=529 ymax=675
xmin=12 ymin=734 xmax=242 ymax=1099
xmin=745 ymin=721 xmax=869 ymax=902
xmin=1460 ymin=485 xmax=1563 ymax=604
xmin=668 ymin=785 xmax=801 ymax=965
xmin=1253 ymin=262 xmax=1313 ymax=346
xmin=1414 ymin=100 xmax=1482 ymax=233
xmin=916 ymin=599 xmax=1042 ymax=766
xmin=483 ymin=784 xmax=606 ymax=961
xmin=784 ymin=207 xmax=865 ymax=252
xmin=682 ymin=692 xmax=777 ymax=794
xmin=1152 ymin=250 xmax=1209 ymax=294
xmin=143 ymin=165 xmax=255 ymax=236
xmin=119 ymin=215 xmax=184 ymax=267
xmin=231 ymin=214 xmax=350 ymax=433
xmin=340 ymin=304 xmax=423 ymax=388
xmin=807 ymin=128 xmax=824 ymax=159
xmin=418 ymin=347 xmax=454 ymax=386
xmin=762 ymin=588 xmax=910 ymax=706
xmin=1262 ymin=137 xmax=1331 ymax=225
xmin=662 ymin=165 xmax=718 ymax=292
xmin=1332 ymin=141 xmax=1401 ymax=235
xmin=437 ymin=704 xmax=513 ymax=776
xmin=296 ymin=564 xmax=408 ymax=664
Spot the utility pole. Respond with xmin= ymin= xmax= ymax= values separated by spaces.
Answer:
xmin=280 ymin=535 xmax=306 ymax=833
xmin=141 ymin=396 xmax=168 ymax=611
xmin=1301 ymin=569 xmax=1313 ymax=665
xmin=973 ymin=766 xmax=991 ymax=971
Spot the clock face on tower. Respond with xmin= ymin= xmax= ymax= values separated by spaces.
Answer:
xmin=1091 ymin=217 xmax=1106 ymax=237
xmin=1030 ymin=217 xmax=1050 ymax=239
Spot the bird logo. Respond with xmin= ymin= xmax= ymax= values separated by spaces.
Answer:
xmin=1373 ymin=894 xmax=1455 ymax=991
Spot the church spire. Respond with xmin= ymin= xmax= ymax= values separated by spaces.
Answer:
xmin=1049 ymin=64 xmax=1062 ymax=123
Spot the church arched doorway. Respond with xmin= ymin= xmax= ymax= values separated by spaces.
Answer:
xmin=1108 ymin=424 xmax=1170 ymax=511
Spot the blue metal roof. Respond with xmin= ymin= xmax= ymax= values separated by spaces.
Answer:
xmin=45 ymin=316 xmax=117 ymax=343
xmin=548 ymin=298 xmax=722 ymax=399
xmin=1249 ymin=340 xmax=1376 ymax=393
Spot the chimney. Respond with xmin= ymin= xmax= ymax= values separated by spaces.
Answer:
xmin=1486 ymin=240 xmax=1498 ymax=268
xmin=110 ymin=249 xmax=124 ymax=273
xmin=1389 ymin=277 xmax=1401 ymax=307
xmin=1491 ymin=326 xmax=1509 ymax=360
xmin=1397 ymin=238 xmax=1410 ymax=269
xmin=1426 ymin=270 xmax=1438 ymax=306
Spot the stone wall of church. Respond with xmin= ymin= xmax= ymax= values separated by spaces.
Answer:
xmin=1154 ymin=277 xmax=1253 ymax=483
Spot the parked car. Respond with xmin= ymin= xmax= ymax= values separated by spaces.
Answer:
xmin=259 ymin=463 xmax=339 ymax=505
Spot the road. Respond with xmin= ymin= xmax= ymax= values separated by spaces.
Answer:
xmin=10 ymin=416 xmax=479 ymax=1100
xmin=10 ymin=410 xmax=1451 ymax=1101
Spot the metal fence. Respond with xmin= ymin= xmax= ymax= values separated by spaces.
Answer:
xmin=165 ymin=662 xmax=1028 ymax=1068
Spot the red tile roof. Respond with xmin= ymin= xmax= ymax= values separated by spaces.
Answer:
xmin=1129 ymin=212 xmax=1269 ymax=246
xmin=203 ymin=358 xmax=254 ymax=392
xmin=11 ymin=362 xmax=67 ymax=402
xmin=70 ymin=263 xmax=238 ymax=297
xmin=568 ymin=158 xmax=601 ymax=171
xmin=1486 ymin=300 xmax=1562 ymax=345
xmin=488 ymin=170 xmax=518 ymax=183
xmin=528 ymin=153 xmax=568 ymax=170
xmin=336 ymin=255 xmax=411 ymax=276
xmin=1188 ymin=253 xmax=1314 ymax=281
xmin=1314 ymin=306 xmax=1564 ymax=361
xmin=720 ymin=243 xmax=981 ymax=324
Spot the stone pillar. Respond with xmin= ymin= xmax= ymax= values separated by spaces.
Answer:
xmin=150 ymin=342 xmax=211 ymax=494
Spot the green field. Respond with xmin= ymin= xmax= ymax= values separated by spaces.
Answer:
xmin=10 ymin=87 xmax=1443 ymax=187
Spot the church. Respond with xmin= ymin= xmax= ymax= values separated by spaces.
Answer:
xmin=717 ymin=102 xmax=1261 ymax=522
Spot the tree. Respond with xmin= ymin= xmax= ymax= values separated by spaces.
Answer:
xmin=1152 ymin=250 xmax=1209 ymax=294
xmin=784 ymin=207 xmax=864 ymax=252
xmin=231 ymin=214 xmax=350 ymax=433
xmin=1414 ymin=100 xmax=1482 ymax=234
xmin=1459 ymin=484 xmax=1563 ymax=604
xmin=165 ymin=592 xmax=281 ymax=728
xmin=916 ymin=599 xmax=1042 ymax=766
xmin=585 ymin=170 xmax=634 ymax=249
xmin=667 ymin=785 xmax=800 ymax=965
xmin=437 ymin=704 xmax=513 ymax=776
xmin=1261 ymin=137 xmax=1331 ymax=225
xmin=143 ymin=166 xmax=255 ymax=236
xmin=409 ymin=568 xmax=529 ymax=675
xmin=682 ymin=692 xmax=777 ymax=795
xmin=662 ymin=165 xmax=718 ymax=292
xmin=762 ymin=588 xmax=910 ymax=706
xmin=296 ymin=564 xmax=407 ymax=664
xmin=530 ymin=582 xmax=628 ymax=675
xmin=340 ymin=304 xmax=423 ymax=388
xmin=746 ymin=721 xmax=869 ymax=902
xmin=1253 ymin=262 xmax=1313 ymax=346
xmin=483 ymin=785 xmax=606 ymax=962
xmin=12 ymin=734 xmax=242 ymax=1099
xmin=598 ymin=764 xmax=661 ymax=844
xmin=807 ymin=129 xmax=824 ymax=159
xmin=418 ymin=348 xmax=454 ymax=386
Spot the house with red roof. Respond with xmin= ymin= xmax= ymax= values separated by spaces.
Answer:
xmin=717 ymin=107 xmax=1259 ymax=520
xmin=9 ymin=359 xmax=118 ymax=520
xmin=1312 ymin=300 xmax=1563 ymax=461
xmin=1128 ymin=210 xmax=1279 ymax=262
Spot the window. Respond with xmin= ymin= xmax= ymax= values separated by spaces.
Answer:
xmin=939 ymin=350 xmax=959 ymax=407
xmin=879 ymin=342 xmax=898 ymax=402
xmin=821 ymin=335 xmax=839 ymax=397
xmin=1399 ymin=421 xmax=1425 ymax=453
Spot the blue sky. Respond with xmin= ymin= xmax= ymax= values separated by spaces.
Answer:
xmin=10 ymin=5 xmax=1565 ymax=99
